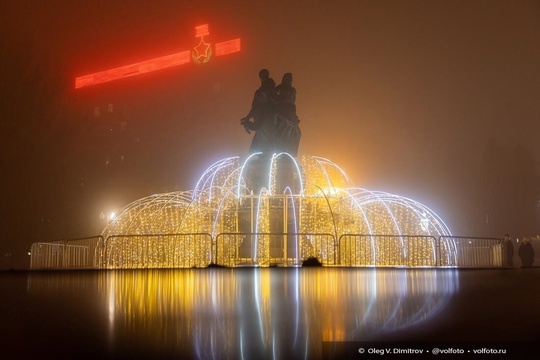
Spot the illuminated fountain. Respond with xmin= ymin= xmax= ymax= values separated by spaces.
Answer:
xmin=31 ymin=29 xmax=508 ymax=270
xmin=100 ymin=153 xmax=452 ymax=268
xmin=62 ymin=43 xmax=456 ymax=269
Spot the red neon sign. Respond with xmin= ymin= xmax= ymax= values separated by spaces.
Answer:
xmin=75 ymin=24 xmax=241 ymax=89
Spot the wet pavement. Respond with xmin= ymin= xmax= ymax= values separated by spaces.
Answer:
xmin=0 ymin=267 xmax=539 ymax=359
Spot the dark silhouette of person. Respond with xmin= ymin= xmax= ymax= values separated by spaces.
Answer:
xmin=518 ymin=237 xmax=535 ymax=267
xmin=502 ymin=233 xmax=514 ymax=267
xmin=240 ymin=69 xmax=277 ymax=154
xmin=274 ymin=72 xmax=301 ymax=156
xmin=240 ymin=69 xmax=270 ymax=133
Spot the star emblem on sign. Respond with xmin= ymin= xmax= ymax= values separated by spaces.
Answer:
xmin=75 ymin=23 xmax=240 ymax=88
xmin=193 ymin=37 xmax=212 ymax=63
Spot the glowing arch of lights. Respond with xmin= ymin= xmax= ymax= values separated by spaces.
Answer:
xmin=101 ymin=154 xmax=452 ymax=268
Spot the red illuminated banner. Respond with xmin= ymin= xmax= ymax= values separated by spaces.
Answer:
xmin=215 ymin=39 xmax=241 ymax=56
xmin=75 ymin=24 xmax=241 ymax=89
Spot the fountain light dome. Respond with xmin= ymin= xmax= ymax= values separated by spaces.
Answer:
xmin=101 ymin=153 xmax=452 ymax=268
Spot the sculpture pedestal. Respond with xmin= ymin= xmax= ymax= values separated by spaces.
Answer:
xmin=237 ymin=154 xmax=302 ymax=266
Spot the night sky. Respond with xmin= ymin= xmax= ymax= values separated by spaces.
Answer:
xmin=1 ymin=0 xmax=539 ymax=269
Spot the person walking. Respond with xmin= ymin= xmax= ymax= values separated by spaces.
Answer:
xmin=518 ymin=237 xmax=535 ymax=267
xmin=502 ymin=233 xmax=514 ymax=267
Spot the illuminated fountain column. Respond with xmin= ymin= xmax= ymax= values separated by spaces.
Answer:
xmin=237 ymin=157 xmax=264 ymax=264
xmin=239 ymin=154 xmax=302 ymax=266
xmin=274 ymin=156 xmax=302 ymax=266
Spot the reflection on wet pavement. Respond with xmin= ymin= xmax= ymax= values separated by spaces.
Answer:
xmin=100 ymin=268 xmax=457 ymax=358
xmin=12 ymin=268 xmax=540 ymax=358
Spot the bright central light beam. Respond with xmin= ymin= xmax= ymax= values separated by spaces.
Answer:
xmin=75 ymin=24 xmax=241 ymax=89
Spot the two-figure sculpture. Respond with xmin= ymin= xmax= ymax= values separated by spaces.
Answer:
xmin=240 ymin=69 xmax=301 ymax=157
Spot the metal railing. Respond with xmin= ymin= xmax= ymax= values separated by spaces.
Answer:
xmin=101 ymin=233 xmax=212 ymax=269
xmin=29 ymin=236 xmax=104 ymax=269
xmin=339 ymin=234 xmax=438 ymax=267
xmin=439 ymin=236 xmax=502 ymax=267
xmin=215 ymin=232 xmax=335 ymax=267
xmin=30 ymin=233 xmax=506 ymax=269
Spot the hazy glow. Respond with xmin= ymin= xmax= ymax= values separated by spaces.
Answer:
xmin=195 ymin=24 xmax=209 ymax=38
xmin=100 ymin=154 xmax=452 ymax=268
xmin=74 ymin=51 xmax=191 ymax=89
xmin=75 ymin=24 xmax=241 ymax=89
xmin=215 ymin=38 xmax=242 ymax=56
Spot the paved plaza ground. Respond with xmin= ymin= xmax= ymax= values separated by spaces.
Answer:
xmin=1 ymin=267 xmax=538 ymax=359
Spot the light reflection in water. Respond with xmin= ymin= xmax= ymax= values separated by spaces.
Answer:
xmin=101 ymin=269 xmax=458 ymax=359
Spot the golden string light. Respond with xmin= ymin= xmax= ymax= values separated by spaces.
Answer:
xmin=99 ymin=154 xmax=452 ymax=268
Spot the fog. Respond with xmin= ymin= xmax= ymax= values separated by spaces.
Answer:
xmin=1 ymin=0 xmax=539 ymax=268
